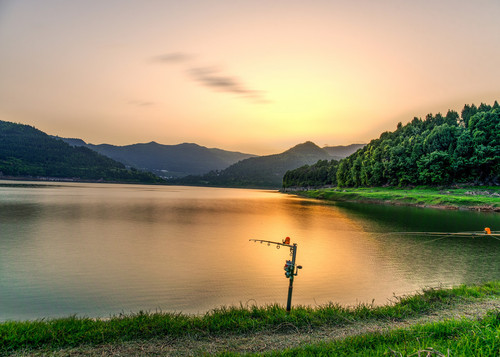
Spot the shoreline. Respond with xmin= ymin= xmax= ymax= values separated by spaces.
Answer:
xmin=287 ymin=186 xmax=500 ymax=212
xmin=2 ymin=282 xmax=499 ymax=356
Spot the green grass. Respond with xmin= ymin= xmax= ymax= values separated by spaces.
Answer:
xmin=1 ymin=281 xmax=499 ymax=353
xmin=225 ymin=310 xmax=500 ymax=356
xmin=298 ymin=186 xmax=500 ymax=210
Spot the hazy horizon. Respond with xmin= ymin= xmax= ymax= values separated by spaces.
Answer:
xmin=1 ymin=0 xmax=499 ymax=155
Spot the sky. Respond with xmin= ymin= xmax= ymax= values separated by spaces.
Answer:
xmin=0 ymin=0 xmax=499 ymax=155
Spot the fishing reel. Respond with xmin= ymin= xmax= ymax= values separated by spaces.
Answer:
xmin=284 ymin=259 xmax=302 ymax=278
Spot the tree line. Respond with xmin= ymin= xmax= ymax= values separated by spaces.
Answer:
xmin=283 ymin=102 xmax=500 ymax=188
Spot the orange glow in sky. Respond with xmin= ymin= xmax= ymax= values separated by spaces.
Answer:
xmin=0 ymin=0 xmax=499 ymax=155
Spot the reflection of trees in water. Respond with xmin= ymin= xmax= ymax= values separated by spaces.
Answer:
xmin=336 ymin=201 xmax=500 ymax=233
xmin=335 ymin=202 xmax=500 ymax=286
xmin=371 ymin=233 xmax=499 ymax=287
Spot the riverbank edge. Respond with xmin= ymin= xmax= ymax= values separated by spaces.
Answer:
xmin=1 ymin=281 xmax=499 ymax=355
xmin=285 ymin=186 xmax=500 ymax=212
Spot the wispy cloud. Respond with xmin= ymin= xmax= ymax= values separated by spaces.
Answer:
xmin=154 ymin=52 xmax=270 ymax=104
xmin=153 ymin=52 xmax=195 ymax=64
xmin=188 ymin=66 xmax=269 ymax=103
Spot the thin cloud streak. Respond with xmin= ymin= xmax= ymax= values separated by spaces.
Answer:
xmin=188 ymin=66 xmax=270 ymax=103
xmin=155 ymin=52 xmax=271 ymax=104
xmin=153 ymin=52 xmax=195 ymax=63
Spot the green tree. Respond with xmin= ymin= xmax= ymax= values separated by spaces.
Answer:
xmin=418 ymin=151 xmax=453 ymax=184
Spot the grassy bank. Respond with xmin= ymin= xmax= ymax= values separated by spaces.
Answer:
xmin=294 ymin=186 xmax=500 ymax=211
xmin=1 ymin=282 xmax=499 ymax=355
xmin=235 ymin=309 xmax=500 ymax=356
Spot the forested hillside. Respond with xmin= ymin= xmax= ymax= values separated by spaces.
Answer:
xmin=283 ymin=102 xmax=500 ymax=188
xmin=172 ymin=141 xmax=332 ymax=188
xmin=0 ymin=120 xmax=163 ymax=183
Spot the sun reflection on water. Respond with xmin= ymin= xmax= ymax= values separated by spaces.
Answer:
xmin=1 ymin=182 xmax=499 ymax=320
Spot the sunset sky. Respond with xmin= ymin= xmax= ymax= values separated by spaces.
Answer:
xmin=0 ymin=0 xmax=499 ymax=155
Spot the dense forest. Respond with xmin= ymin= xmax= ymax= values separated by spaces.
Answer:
xmin=0 ymin=120 xmax=164 ymax=183
xmin=283 ymin=102 xmax=500 ymax=188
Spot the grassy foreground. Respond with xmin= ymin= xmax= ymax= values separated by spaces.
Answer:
xmin=295 ymin=186 xmax=500 ymax=211
xmin=234 ymin=310 xmax=500 ymax=356
xmin=1 ymin=282 xmax=499 ymax=355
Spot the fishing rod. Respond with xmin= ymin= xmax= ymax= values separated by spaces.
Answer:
xmin=249 ymin=237 xmax=302 ymax=312
xmin=249 ymin=228 xmax=498 ymax=311
xmin=384 ymin=227 xmax=498 ymax=235
xmin=381 ymin=227 xmax=500 ymax=241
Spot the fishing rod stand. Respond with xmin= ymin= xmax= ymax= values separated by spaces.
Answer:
xmin=249 ymin=237 xmax=302 ymax=312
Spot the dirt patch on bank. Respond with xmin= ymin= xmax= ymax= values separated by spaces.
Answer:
xmin=10 ymin=299 xmax=499 ymax=356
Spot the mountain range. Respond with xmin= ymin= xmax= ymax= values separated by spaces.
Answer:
xmin=56 ymin=138 xmax=256 ymax=178
xmin=171 ymin=141 xmax=341 ymax=188
xmin=0 ymin=119 xmax=364 ymax=187
xmin=56 ymin=137 xmax=364 ymax=182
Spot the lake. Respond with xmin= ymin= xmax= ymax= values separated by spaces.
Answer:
xmin=0 ymin=181 xmax=499 ymax=321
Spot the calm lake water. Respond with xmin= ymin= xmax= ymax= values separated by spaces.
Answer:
xmin=1 ymin=181 xmax=499 ymax=321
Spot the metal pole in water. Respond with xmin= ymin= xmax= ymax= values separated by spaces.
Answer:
xmin=250 ymin=237 xmax=302 ymax=312
xmin=286 ymin=243 xmax=297 ymax=312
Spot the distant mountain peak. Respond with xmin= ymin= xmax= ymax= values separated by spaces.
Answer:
xmin=322 ymin=143 xmax=366 ymax=158
xmin=285 ymin=141 xmax=329 ymax=156
xmin=178 ymin=142 xmax=204 ymax=148
xmin=171 ymin=140 xmax=334 ymax=188
xmin=56 ymin=136 xmax=256 ymax=178
xmin=291 ymin=141 xmax=315 ymax=147
xmin=2 ymin=121 xmax=162 ymax=183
